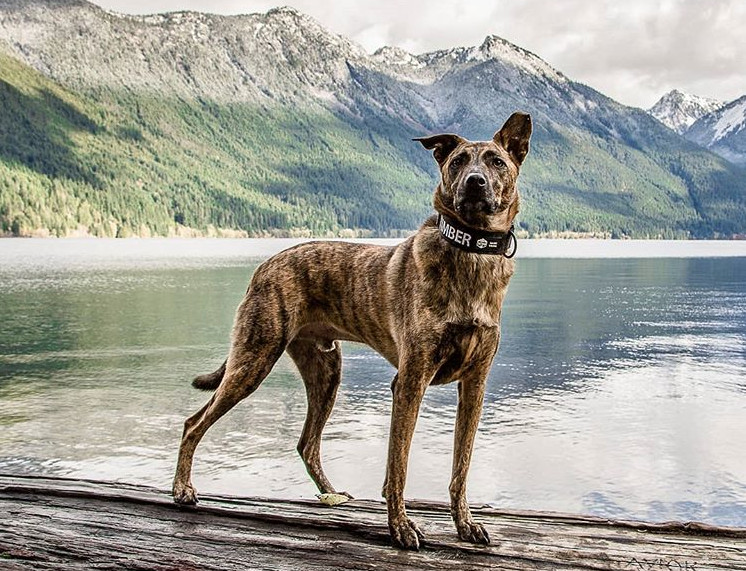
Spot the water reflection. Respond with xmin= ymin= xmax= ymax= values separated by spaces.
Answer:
xmin=0 ymin=241 xmax=745 ymax=527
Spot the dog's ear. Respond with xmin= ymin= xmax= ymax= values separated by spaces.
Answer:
xmin=414 ymin=133 xmax=466 ymax=166
xmin=494 ymin=112 xmax=532 ymax=166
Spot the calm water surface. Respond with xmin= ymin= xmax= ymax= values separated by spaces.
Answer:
xmin=1 ymin=238 xmax=745 ymax=526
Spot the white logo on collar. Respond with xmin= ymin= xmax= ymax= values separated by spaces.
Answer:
xmin=476 ymin=238 xmax=487 ymax=249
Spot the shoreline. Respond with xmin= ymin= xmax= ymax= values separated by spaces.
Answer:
xmin=2 ymin=236 xmax=746 ymax=264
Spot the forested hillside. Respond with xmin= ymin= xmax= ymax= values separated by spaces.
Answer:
xmin=0 ymin=52 xmax=433 ymax=237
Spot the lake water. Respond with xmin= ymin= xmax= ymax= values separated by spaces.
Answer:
xmin=1 ymin=238 xmax=745 ymax=527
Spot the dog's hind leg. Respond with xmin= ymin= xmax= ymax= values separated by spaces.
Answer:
xmin=286 ymin=337 xmax=347 ymax=497
xmin=173 ymin=302 xmax=287 ymax=505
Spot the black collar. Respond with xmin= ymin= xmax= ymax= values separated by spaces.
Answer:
xmin=437 ymin=213 xmax=517 ymax=258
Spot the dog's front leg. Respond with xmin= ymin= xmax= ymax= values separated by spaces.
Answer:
xmin=450 ymin=372 xmax=491 ymax=545
xmin=384 ymin=367 xmax=429 ymax=550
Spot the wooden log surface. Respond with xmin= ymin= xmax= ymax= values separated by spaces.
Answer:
xmin=1 ymin=474 xmax=744 ymax=570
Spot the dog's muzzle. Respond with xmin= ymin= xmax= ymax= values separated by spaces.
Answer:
xmin=455 ymin=172 xmax=499 ymax=220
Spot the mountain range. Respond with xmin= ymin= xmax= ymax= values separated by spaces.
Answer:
xmin=684 ymin=96 xmax=746 ymax=168
xmin=648 ymin=90 xmax=723 ymax=135
xmin=1 ymin=0 xmax=745 ymax=238
xmin=649 ymin=90 xmax=746 ymax=167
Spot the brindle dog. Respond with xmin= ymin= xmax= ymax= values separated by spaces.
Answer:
xmin=173 ymin=112 xmax=532 ymax=550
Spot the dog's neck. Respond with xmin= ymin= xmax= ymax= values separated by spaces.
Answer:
xmin=436 ymin=213 xmax=517 ymax=258
xmin=416 ymin=215 xmax=514 ymax=328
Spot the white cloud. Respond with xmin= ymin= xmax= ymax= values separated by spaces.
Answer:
xmin=93 ymin=0 xmax=746 ymax=109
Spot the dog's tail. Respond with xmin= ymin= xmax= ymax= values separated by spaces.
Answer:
xmin=192 ymin=359 xmax=227 ymax=391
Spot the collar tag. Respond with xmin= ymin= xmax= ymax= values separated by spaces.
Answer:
xmin=437 ymin=213 xmax=517 ymax=257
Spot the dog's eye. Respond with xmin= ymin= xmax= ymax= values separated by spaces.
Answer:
xmin=488 ymin=156 xmax=507 ymax=169
xmin=449 ymin=155 xmax=466 ymax=169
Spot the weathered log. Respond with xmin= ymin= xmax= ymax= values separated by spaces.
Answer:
xmin=0 ymin=475 xmax=744 ymax=570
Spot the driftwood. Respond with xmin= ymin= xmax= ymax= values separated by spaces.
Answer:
xmin=0 ymin=475 xmax=744 ymax=570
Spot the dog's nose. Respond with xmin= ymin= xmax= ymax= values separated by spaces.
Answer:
xmin=465 ymin=173 xmax=487 ymax=190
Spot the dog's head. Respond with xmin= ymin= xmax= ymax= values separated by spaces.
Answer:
xmin=415 ymin=112 xmax=532 ymax=232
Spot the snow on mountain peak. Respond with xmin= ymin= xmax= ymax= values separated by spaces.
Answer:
xmin=406 ymin=34 xmax=565 ymax=84
xmin=710 ymin=96 xmax=746 ymax=142
xmin=372 ymin=46 xmax=424 ymax=68
xmin=473 ymin=35 xmax=563 ymax=79
xmin=683 ymin=94 xmax=746 ymax=166
xmin=649 ymin=89 xmax=723 ymax=134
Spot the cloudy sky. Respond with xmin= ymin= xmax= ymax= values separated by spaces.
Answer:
xmin=94 ymin=0 xmax=745 ymax=109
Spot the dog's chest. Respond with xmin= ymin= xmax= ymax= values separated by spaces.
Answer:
xmin=430 ymin=321 xmax=500 ymax=385
xmin=439 ymin=258 xmax=512 ymax=327
xmin=443 ymin=282 xmax=502 ymax=326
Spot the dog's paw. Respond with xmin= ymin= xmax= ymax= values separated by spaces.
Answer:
xmin=173 ymin=482 xmax=198 ymax=506
xmin=456 ymin=520 xmax=490 ymax=545
xmin=389 ymin=517 xmax=425 ymax=551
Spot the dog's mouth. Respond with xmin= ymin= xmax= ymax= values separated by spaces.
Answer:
xmin=454 ymin=196 xmax=500 ymax=226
